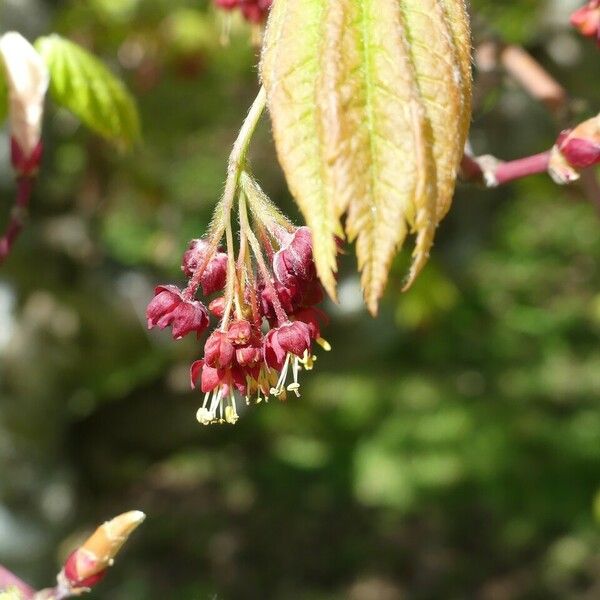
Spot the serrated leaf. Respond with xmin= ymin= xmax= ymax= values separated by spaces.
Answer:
xmin=35 ymin=34 xmax=140 ymax=146
xmin=261 ymin=0 xmax=472 ymax=314
xmin=260 ymin=0 xmax=340 ymax=299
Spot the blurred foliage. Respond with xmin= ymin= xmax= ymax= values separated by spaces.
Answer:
xmin=0 ymin=1 xmax=599 ymax=599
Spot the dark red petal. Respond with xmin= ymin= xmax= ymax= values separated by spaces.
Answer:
xmin=170 ymin=301 xmax=209 ymax=340
xmin=201 ymin=364 xmax=224 ymax=393
xmin=190 ymin=360 xmax=204 ymax=389
xmin=204 ymin=330 xmax=235 ymax=368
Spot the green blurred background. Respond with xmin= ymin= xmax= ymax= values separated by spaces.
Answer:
xmin=1 ymin=1 xmax=599 ymax=598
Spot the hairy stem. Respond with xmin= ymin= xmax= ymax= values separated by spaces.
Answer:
xmin=239 ymin=188 xmax=287 ymax=326
xmin=186 ymin=87 xmax=267 ymax=298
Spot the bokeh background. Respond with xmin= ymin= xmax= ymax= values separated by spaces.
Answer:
xmin=1 ymin=1 xmax=599 ymax=598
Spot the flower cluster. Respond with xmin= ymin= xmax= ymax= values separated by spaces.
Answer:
xmin=214 ymin=0 xmax=272 ymax=23
xmin=147 ymin=213 xmax=330 ymax=425
xmin=571 ymin=1 xmax=600 ymax=47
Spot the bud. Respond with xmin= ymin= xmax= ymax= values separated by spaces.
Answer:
xmin=209 ymin=296 xmax=226 ymax=318
xmin=549 ymin=115 xmax=600 ymax=184
xmin=62 ymin=511 xmax=145 ymax=591
xmin=0 ymin=32 xmax=49 ymax=175
xmin=571 ymin=1 xmax=600 ymax=47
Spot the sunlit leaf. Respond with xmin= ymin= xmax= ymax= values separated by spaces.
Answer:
xmin=35 ymin=34 xmax=140 ymax=146
xmin=261 ymin=0 xmax=472 ymax=313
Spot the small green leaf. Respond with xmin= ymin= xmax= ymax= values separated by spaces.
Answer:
xmin=35 ymin=34 xmax=140 ymax=146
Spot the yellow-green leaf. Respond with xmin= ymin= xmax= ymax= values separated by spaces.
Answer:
xmin=261 ymin=0 xmax=472 ymax=313
xmin=35 ymin=34 xmax=140 ymax=147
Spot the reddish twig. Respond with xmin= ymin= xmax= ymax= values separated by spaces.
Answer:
xmin=0 ymin=176 xmax=34 ymax=264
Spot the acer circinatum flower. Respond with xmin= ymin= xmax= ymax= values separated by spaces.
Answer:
xmin=146 ymin=285 xmax=209 ymax=339
xmin=571 ymin=1 xmax=600 ymax=47
xmin=181 ymin=238 xmax=228 ymax=295
xmin=549 ymin=115 xmax=600 ymax=183
xmin=0 ymin=32 xmax=49 ymax=175
xmin=150 ymin=197 xmax=331 ymax=425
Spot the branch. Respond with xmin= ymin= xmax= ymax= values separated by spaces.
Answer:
xmin=0 ymin=511 xmax=145 ymax=600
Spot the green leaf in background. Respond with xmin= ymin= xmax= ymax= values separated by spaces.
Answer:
xmin=35 ymin=34 xmax=140 ymax=146
xmin=0 ymin=60 xmax=8 ymax=124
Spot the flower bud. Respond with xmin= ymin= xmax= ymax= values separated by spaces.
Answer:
xmin=227 ymin=319 xmax=253 ymax=346
xmin=571 ymin=1 xmax=600 ymax=46
xmin=549 ymin=116 xmax=600 ymax=184
xmin=209 ymin=296 xmax=226 ymax=318
xmin=0 ymin=32 xmax=49 ymax=175
xmin=63 ymin=511 xmax=145 ymax=591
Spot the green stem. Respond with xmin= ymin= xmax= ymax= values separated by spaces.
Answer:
xmin=186 ymin=87 xmax=267 ymax=299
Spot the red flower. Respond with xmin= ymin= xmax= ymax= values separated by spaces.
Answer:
xmin=264 ymin=321 xmax=312 ymax=370
xmin=204 ymin=330 xmax=235 ymax=369
xmin=571 ymin=1 xmax=600 ymax=46
xmin=182 ymin=238 xmax=228 ymax=295
xmin=227 ymin=319 xmax=253 ymax=346
xmin=146 ymin=285 xmax=209 ymax=340
xmin=294 ymin=307 xmax=328 ymax=340
xmin=273 ymin=226 xmax=315 ymax=284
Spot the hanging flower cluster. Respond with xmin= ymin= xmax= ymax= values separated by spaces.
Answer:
xmin=147 ymin=172 xmax=330 ymax=425
xmin=214 ymin=0 xmax=272 ymax=24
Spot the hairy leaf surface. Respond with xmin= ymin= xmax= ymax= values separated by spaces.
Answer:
xmin=36 ymin=35 xmax=140 ymax=147
xmin=261 ymin=0 xmax=471 ymax=313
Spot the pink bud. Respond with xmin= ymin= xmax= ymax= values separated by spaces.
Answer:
xmin=209 ymin=296 xmax=226 ymax=318
xmin=558 ymin=134 xmax=600 ymax=169
xmin=0 ymin=33 xmax=49 ymax=172
xmin=571 ymin=1 xmax=600 ymax=46
xmin=64 ymin=550 xmax=107 ymax=589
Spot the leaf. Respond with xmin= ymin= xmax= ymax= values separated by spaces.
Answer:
xmin=35 ymin=34 xmax=140 ymax=146
xmin=260 ymin=0 xmax=340 ymax=299
xmin=261 ymin=0 xmax=472 ymax=314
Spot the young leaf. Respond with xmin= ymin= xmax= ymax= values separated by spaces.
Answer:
xmin=35 ymin=35 xmax=140 ymax=146
xmin=260 ymin=0 xmax=341 ymax=300
xmin=261 ymin=0 xmax=472 ymax=314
